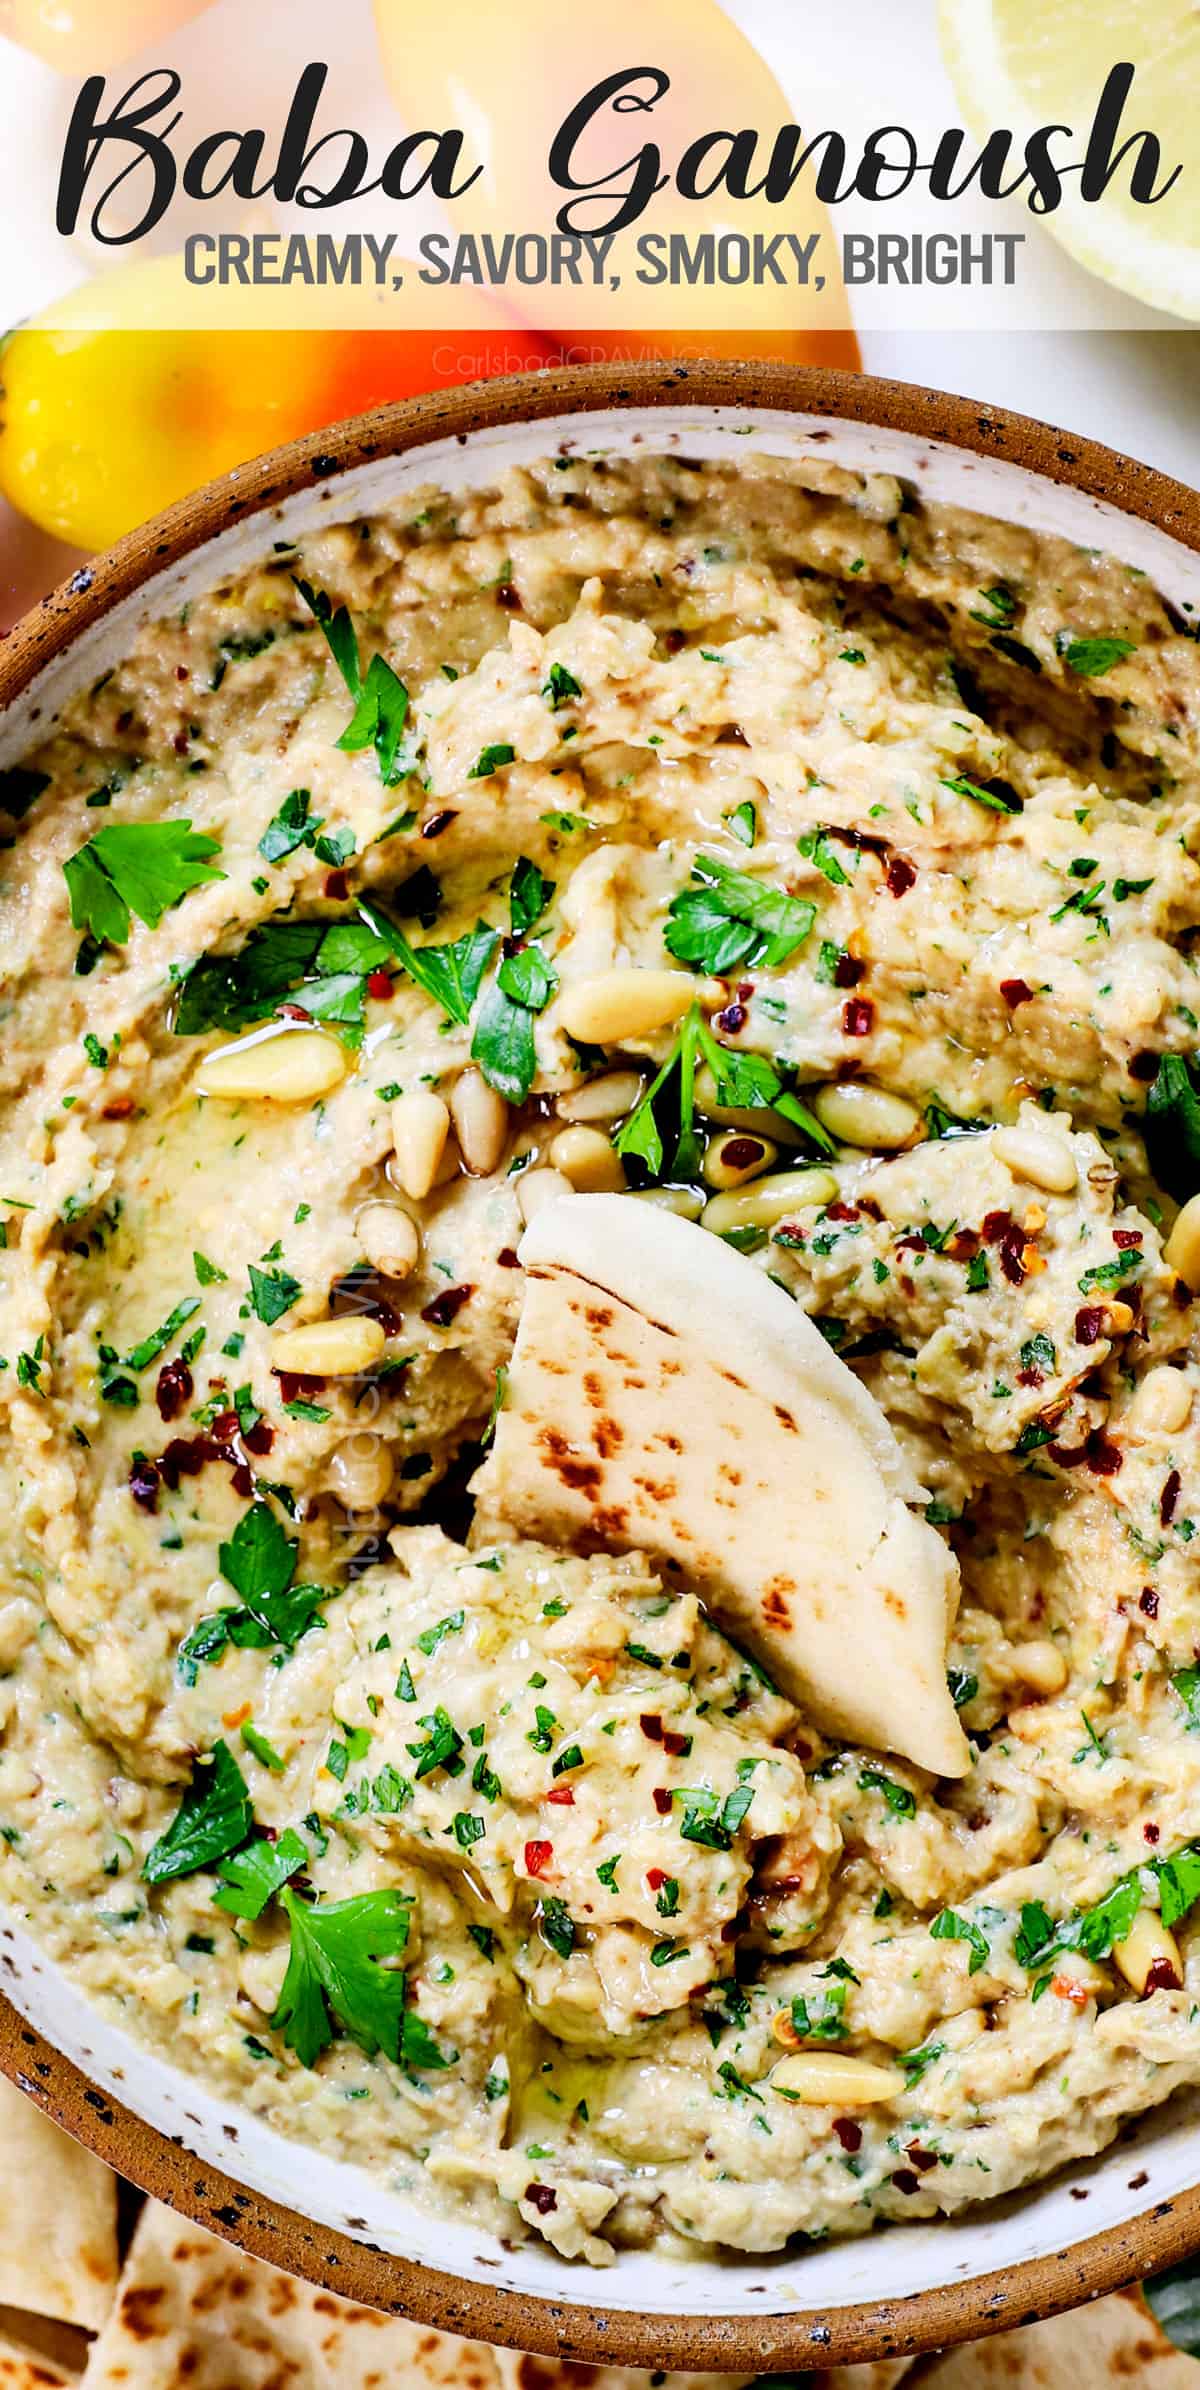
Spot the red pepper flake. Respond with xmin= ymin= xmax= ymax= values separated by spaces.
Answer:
xmin=981 ymin=1208 xmax=1014 ymax=1243
xmin=1086 ymin=1431 xmax=1123 ymax=1478
xmin=825 ymin=1201 xmax=860 ymax=1223
xmin=834 ymin=953 xmax=865 ymax=989
xmin=154 ymin=1358 xmax=193 ymax=1423
xmin=662 ymin=1729 xmax=691 ymax=1758
xmin=1074 ymin=1305 xmax=1106 ymax=1346
xmin=886 ymin=855 xmax=917 ymax=898
xmin=496 ymin=584 xmax=521 ymax=612
xmin=158 ymin=1434 xmax=218 ymax=1488
xmin=1161 ymin=1467 xmax=1182 ymax=1523
xmin=947 ymin=1228 xmax=980 ymax=1262
xmin=1000 ymin=978 xmax=1034 ymax=1010
xmin=545 ymin=1785 xmax=575 ymax=1806
xmin=722 ymin=1136 xmax=767 ymax=1172
xmin=129 ymin=1455 xmax=161 ymax=1512
xmin=1048 ymin=1441 xmax=1088 ymax=1469
xmin=1017 ymin=1366 xmax=1044 ymax=1389
xmin=639 ymin=1715 xmax=664 ymax=1742
xmin=646 ymin=1867 xmax=668 ymax=1890
xmin=524 ymin=2183 xmax=557 ymax=2214
xmin=843 ymin=997 xmax=873 ymax=1038
xmin=905 ymin=2144 xmax=938 ymax=2173
xmin=275 ymin=1370 xmax=327 ymax=1403
xmin=366 ymin=970 xmax=393 ymax=999
xmin=524 ymin=1840 xmax=553 ymax=1878
xmin=653 ymin=1787 xmax=673 ymax=1815
xmin=1144 ymin=1821 xmax=1161 ymax=1844
xmin=421 ymin=809 xmax=458 ymax=839
xmin=832 ymin=2117 xmax=862 ymax=2152
xmin=243 ymin=1418 xmax=275 ymax=1457
xmin=1144 ymin=1955 xmax=1183 ymax=1995
xmin=101 ymin=1095 xmax=135 ymax=1120
xmin=422 ymin=1284 xmax=473 ymax=1328
xmin=330 ymin=1268 xmax=402 ymax=1335
xmin=715 ymin=1003 xmax=747 ymax=1035
xmin=496 ymin=1247 xmax=521 ymax=1269
xmin=891 ymin=2170 xmax=921 ymax=2197
xmin=323 ymin=870 xmax=350 ymax=901
xmin=1139 ymin=1586 xmax=1159 ymax=1619
xmin=1113 ymin=1228 xmax=1143 ymax=1249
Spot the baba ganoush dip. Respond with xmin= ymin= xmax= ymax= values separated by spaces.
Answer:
xmin=4 ymin=448 xmax=1200 ymax=2265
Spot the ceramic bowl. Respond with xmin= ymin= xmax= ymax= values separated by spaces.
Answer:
xmin=4 ymin=361 xmax=1200 ymax=2374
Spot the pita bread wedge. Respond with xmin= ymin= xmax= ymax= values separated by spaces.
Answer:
xmin=915 ymin=2286 xmax=1198 ymax=2384
xmin=477 ymin=1196 xmax=968 ymax=1776
xmin=0 ymin=2333 xmax=73 ymax=2390
xmin=0 ymin=2082 xmax=117 ymax=2333
xmin=80 ymin=2204 xmax=502 ymax=2390
xmin=494 ymin=2358 xmax=909 ymax=2388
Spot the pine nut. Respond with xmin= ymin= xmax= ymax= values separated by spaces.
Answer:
xmin=631 ymin=1187 xmax=705 ymax=1220
xmin=548 ymin=1125 xmax=627 ymax=1194
xmin=450 ymin=1068 xmax=509 ymax=1176
xmin=1165 ymin=1192 xmax=1200 ymax=1289
xmin=516 ymin=1167 xmax=573 ymax=1224
xmin=701 ymin=1168 xmax=839 ymax=1237
xmin=770 ymin=2052 xmax=902 ymax=2106
xmin=195 ymin=1025 xmax=348 ymax=1104
xmin=556 ymin=1069 xmax=644 ymax=1124
xmin=1112 ymin=1909 xmax=1183 ymax=1996
xmin=1105 ymin=1300 xmax=1135 ymax=1334
xmin=390 ymin=1089 xmax=450 ymax=1201
xmin=558 ymin=969 xmax=694 ymax=1046
xmin=693 ymin=1065 xmax=816 ymax=1148
xmin=703 ymin=1130 xmax=778 ymax=1191
xmin=811 ymin=1081 xmax=922 ymax=1152
xmin=992 ymin=1123 xmax=1078 ymax=1196
xmin=270 ymin=1317 xmax=386 ymax=1376
xmin=1011 ymin=1639 xmax=1068 ymax=1697
xmin=355 ymin=1202 xmax=420 ymax=1281
xmin=1128 ymin=1366 xmax=1193 ymax=1437
xmin=328 ymin=1431 xmax=394 ymax=1510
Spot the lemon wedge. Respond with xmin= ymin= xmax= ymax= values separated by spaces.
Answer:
xmin=939 ymin=0 xmax=1200 ymax=321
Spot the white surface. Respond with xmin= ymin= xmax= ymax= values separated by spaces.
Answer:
xmin=4 ymin=394 xmax=1200 ymax=2324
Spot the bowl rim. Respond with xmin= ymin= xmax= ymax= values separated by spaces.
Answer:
xmin=5 ymin=354 xmax=1200 ymax=2371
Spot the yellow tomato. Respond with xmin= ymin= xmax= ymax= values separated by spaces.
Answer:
xmin=0 ymin=262 xmax=562 ymax=551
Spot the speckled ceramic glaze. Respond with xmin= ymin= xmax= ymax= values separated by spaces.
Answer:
xmin=4 ymin=362 xmax=1200 ymax=2372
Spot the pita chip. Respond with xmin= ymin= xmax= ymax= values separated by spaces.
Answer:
xmin=477 ymin=1195 xmax=968 ymax=1775
xmin=0 ymin=2334 xmax=73 ymax=2390
xmin=494 ymin=2357 xmax=910 ymax=2388
xmin=916 ymin=2286 xmax=1199 ymax=2385
xmin=80 ymin=2203 xmax=502 ymax=2390
xmin=0 ymin=2082 xmax=117 ymax=2332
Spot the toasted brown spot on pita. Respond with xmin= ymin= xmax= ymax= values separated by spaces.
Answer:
xmin=762 ymin=1583 xmax=793 ymax=1630
xmin=594 ymin=1416 xmax=624 ymax=1457
xmin=774 ymin=1403 xmax=798 ymax=1431
xmin=885 ymin=1590 xmax=909 ymax=1618
xmin=584 ymin=1304 xmax=614 ymax=1330
xmin=634 ymin=1476 xmax=678 ymax=1502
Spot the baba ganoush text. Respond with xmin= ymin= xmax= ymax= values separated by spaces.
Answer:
xmin=4 ymin=449 xmax=1200 ymax=2262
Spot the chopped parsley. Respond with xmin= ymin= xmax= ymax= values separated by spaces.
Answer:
xmin=64 ymin=821 xmax=224 ymax=950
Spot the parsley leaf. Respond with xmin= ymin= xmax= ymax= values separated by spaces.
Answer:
xmin=470 ymin=744 xmax=516 ymax=779
xmin=666 ymin=855 xmax=814 ymax=975
xmin=1147 ymin=1054 xmax=1200 ymax=1202
xmin=271 ymin=1887 xmax=415 ymax=2066
xmin=295 ymin=580 xmax=413 ymax=786
xmin=509 ymin=857 xmax=555 ymax=935
xmin=247 ymin=1262 xmax=302 ymax=1324
xmin=930 ymin=1907 xmax=991 ymax=1974
xmin=392 ymin=923 xmax=498 ymax=1026
xmin=213 ymin=1827 xmax=308 ymax=1920
xmin=219 ymin=1500 xmax=298 ymax=1609
xmin=65 ymin=822 xmax=224 ymax=949
xmin=543 ymin=662 xmax=582 ymax=710
xmin=1061 ymin=636 xmax=1136 ymax=677
xmin=143 ymin=1741 xmax=254 ymax=1884
xmin=940 ymin=773 xmax=1022 ymax=815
